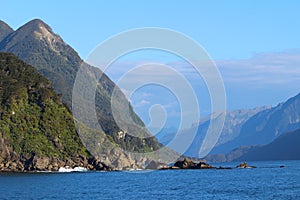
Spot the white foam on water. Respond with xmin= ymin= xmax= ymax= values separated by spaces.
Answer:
xmin=58 ymin=166 xmax=87 ymax=173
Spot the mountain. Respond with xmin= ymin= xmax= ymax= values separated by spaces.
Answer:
xmin=211 ymin=93 xmax=300 ymax=154
xmin=0 ymin=20 xmax=13 ymax=41
xmin=206 ymin=128 xmax=300 ymax=162
xmin=0 ymin=19 xmax=164 ymax=163
xmin=235 ymin=128 xmax=300 ymax=161
xmin=162 ymin=107 xmax=267 ymax=158
xmin=0 ymin=19 xmax=84 ymax=106
xmin=209 ymin=107 xmax=269 ymax=146
xmin=0 ymin=53 xmax=112 ymax=172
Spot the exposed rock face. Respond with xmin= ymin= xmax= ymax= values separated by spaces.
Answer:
xmin=145 ymin=160 xmax=168 ymax=170
xmin=0 ymin=136 xmax=112 ymax=172
xmin=33 ymin=157 xmax=50 ymax=170
xmin=108 ymin=149 xmax=137 ymax=170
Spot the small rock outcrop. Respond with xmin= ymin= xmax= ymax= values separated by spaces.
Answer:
xmin=161 ymin=158 xmax=215 ymax=170
xmin=236 ymin=162 xmax=256 ymax=168
xmin=174 ymin=158 xmax=196 ymax=169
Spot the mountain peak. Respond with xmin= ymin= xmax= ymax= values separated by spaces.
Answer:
xmin=5 ymin=19 xmax=64 ymax=53
xmin=22 ymin=19 xmax=52 ymax=31
xmin=0 ymin=20 xmax=13 ymax=30
xmin=0 ymin=20 xmax=13 ymax=41
xmin=19 ymin=19 xmax=56 ymax=38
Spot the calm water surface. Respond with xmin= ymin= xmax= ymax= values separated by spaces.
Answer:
xmin=0 ymin=160 xmax=300 ymax=199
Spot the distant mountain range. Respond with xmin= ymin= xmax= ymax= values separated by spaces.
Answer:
xmin=157 ymin=107 xmax=268 ymax=157
xmin=166 ymin=91 xmax=300 ymax=160
xmin=204 ymin=93 xmax=300 ymax=162
xmin=211 ymin=93 xmax=300 ymax=155
xmin=236 ymin=128 xmax=300 ymax=161
xmin=206 ymin=128 xmax=300 ymax=162
xmin=153 ymin=83 xmax=300 ymax=161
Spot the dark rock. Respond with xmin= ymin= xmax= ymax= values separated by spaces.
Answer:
xmin=169 ymin=158 xmax=214 ymax=170
xmin=174 ymin=158 xmax=196 ymax=169
xmin=88 ymin=158 xmax=112 ymax=171
xmin=196 ymin=162 xmax=214 ymax=169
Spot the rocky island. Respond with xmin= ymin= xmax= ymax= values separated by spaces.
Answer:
xmin=160 ymin=158 xmax=215 ymax=170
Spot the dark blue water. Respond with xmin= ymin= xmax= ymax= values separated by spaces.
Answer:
xmin=1 ymin=160 xmax=300 ymax=199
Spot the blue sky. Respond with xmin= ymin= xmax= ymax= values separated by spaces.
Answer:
xmin=1 ymin=1 xmax=300 ymax=129
xmin=1 ymin=1 xmax=300 ymax=59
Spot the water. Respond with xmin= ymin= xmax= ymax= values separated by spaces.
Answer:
xmin=1 ymin=160 xmax=300 ymax=199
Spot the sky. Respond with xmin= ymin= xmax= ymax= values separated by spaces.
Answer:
xmin=1 ymin=1 xmax=300 ymax=129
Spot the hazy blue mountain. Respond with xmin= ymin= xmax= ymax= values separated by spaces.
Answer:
xmin=0 ymin=20 xmax=13 ymax=41
xmin=235 ymin=128 xmax=300 ymax=161
xmin=212 ymin=93 xmax=300 ymax=154
xmin=160 ymin=107 xmax=267 ymax=158
xmin=154 ymin=126 xmax=178 ymax=145
xmin=206 ymin=128 xmax=300 ymax=162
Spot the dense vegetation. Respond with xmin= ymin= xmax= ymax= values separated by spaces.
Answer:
xmin=0 ymin=53 xmax=89 ymax=159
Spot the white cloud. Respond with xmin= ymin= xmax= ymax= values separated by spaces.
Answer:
xmin=216 ymin=50 xmax=300 ymax=85
xmin=134 ymin=99 xmax=150 ymax=107
xmin=101 ymin=49 xmax=300 ymax=88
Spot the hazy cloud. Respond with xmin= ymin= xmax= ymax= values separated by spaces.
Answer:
xmin=216 ymin=50 xmax=300 ymax=85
